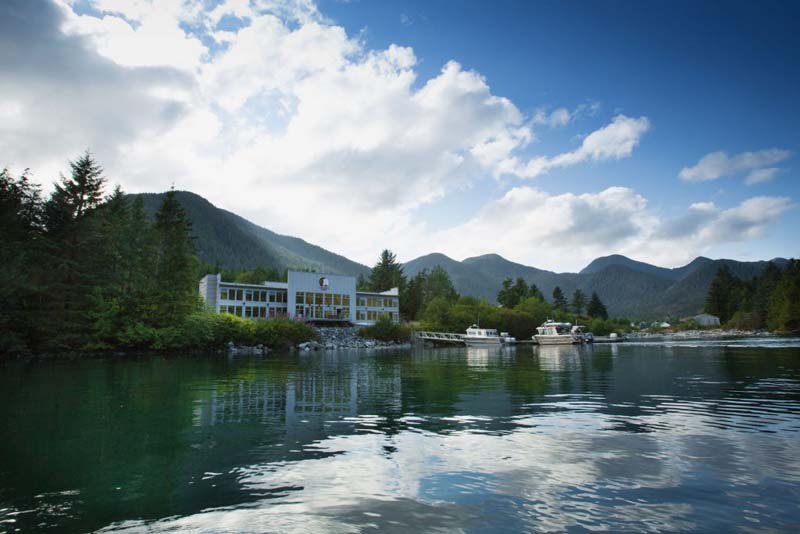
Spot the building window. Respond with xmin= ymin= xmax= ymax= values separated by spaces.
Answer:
xmin=296 ymin=292 xmax=304 ymax=304
xmin=220 ymin=288 xmax=228 ymax=300
xmin=334 ymin=294 xmax=342 ymax=306
xmin=344 ymin=295 xmax=350 ymax=306
xmin=235 ymin=289 xmax=243 ymax=301
xmin=324 ymin=293 xmax=332 ymax=306
xmin=245 ymin=290 xmax=253 ymax=301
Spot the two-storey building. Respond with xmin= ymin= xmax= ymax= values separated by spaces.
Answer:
xmin=199 ymin=271 xmax=399 ymax=324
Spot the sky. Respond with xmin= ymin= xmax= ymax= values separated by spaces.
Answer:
xmin=1 ymin=0 xmax=798 ymax=272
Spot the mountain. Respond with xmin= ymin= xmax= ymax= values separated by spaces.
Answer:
xmin=133 ymin=191 xmax=369 ymax=275
xmin=579 ymin=254 xmax=712 ymax=281
xmin=404 ymin=252 xmax=789 ymax=319
xmin=134 ymin=190 xmax=789 ymax=319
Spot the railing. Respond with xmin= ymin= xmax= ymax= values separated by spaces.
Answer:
xmin=415 ymin=331 xmax=465 ymax=343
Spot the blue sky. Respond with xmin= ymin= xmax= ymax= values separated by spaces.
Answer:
xmin=1 ymin=0 xmax=798 ymax=270
xmin=320 ymin=0 xmax=800 ymax=251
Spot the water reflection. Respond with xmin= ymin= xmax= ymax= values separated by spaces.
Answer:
xmin=0 ymin=342 xmax=799 ymax=533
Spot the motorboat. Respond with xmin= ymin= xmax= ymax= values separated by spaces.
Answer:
xmin=533 ymin=320 xmax=585 ymax=345
xmin=500 ymin=331 xmax=516 ymax=345
xmin=464 ymin=324 xmax=502 ymax=347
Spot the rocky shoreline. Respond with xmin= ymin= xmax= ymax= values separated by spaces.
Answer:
xmin=227 ymin=326 xmax=412 ymax=355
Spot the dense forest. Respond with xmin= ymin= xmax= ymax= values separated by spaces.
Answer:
xmin=704 ymin=262 xmax=800 ymax=332
xmin=0 ymin=154 xmax=316 ymax=355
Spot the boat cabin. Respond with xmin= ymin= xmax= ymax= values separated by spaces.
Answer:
xmin=466 ymin=325 xmax=499 ymax=338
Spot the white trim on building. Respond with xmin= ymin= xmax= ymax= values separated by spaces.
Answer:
xmin=199 ymin=271 xmax=399 ymax=325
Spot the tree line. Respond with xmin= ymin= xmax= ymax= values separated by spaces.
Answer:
xmin=356 ymin=251 xmax=621 ymax=338
xmin=1 ymin=154 xmax=316 ymax=355
xmin=704 ymin=261 xmax=800 ymax=332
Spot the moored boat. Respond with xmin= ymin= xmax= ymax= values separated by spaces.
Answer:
xmin=464 ymin=325 xmax=502 ymax=347
xmin=500 ymin=331 xmax=516 ymax=345
xmin=533 ymin=320 xmax=584 ymax=345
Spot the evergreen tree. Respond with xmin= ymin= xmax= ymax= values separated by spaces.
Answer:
xmin=0 ymin=168 xmax=45 ymax=352
xmin=401 ymin=265 xmax=458 ymax=320
xmin=768 ymin=260 xmax=800 ymax=332
xmin=754 ymin=262 xmax=782 ymax=326
xmin=368 ymin=249 xmax=406 ymax=292
xmin=497 ymin=277 xmax=515 ymax=307
xmin=356 ymin=273 xmax=369 ymax=291
xmin=586 ymin=292 xmax=608 ymax=319
xmin=528 ymin=283 xmax=544 ymax=301
xmin=42 ymin=152 xmax=109 ymax=347
xmin=425 ymin=265 xmax=459 ymax=303
xmin=552 ymin=286 xmax=567 ymax=310
xmin=704 ymin=265 xmax=736 ymax=322
xmin=151 ymin=189 xmax=198 ymax=325
xmin=571 ymin=288 xmax=587 ymax=316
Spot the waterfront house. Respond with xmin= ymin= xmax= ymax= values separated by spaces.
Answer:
xmin=199 ymin=271 xmax=399 ymax=325
xmin=692 ymin=313 xmax=721 ymax=327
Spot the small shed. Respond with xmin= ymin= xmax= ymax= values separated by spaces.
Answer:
xmin=693 ymin=313 xmax=720 ymax=327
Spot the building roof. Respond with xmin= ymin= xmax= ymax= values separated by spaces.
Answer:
xmin=356 ymin=287 xmax=399 ymax=296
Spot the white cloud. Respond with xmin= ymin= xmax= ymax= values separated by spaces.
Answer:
xmin=421 ymin=187 xmax=794 ymax=271
xmin=517 ymin=115 xmax=651 ymax=178
xmin=745 ymin=167 xmax=780 ymax=185
xmin=679 ymin=149 xmax=790 ymax=182
xmin=3 ymin=1 xmax=792 ymax=272
xmin=532 ymin=102 xmax=600 ymax=128
xmin=60 ymin=0 xmax=207 ymax=70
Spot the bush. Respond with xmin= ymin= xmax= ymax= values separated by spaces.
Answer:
xmin=252 ymin=317 xmax=319 ymax=348
xmin=111 ymin=312 xmax=318 ymax=352
xmin=359 ymin=318 xmax=411 ymax=342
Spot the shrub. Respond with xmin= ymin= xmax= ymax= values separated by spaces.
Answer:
xmin=252 ymin=317 xmax=318 ymax=348
xmin=359 ymin=318 xmax=411 ymax=342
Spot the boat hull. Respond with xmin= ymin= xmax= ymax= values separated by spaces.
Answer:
xmin=464 ymin=337 xmax=502 ymax=347
xmin=533 ymin=335 xmax=578 ymax=345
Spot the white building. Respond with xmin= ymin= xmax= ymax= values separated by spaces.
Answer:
xmin=199 ymin=271 xmax=399 ymax=325
xmin=693 ymin=313 xmax=721 ymax=327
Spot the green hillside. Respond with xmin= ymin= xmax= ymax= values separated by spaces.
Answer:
xmin=133 ymin=191 xmax=369 ymax=275
xmin=133 ymin=190 xmax=787 ymax=320
xmin=405 ymin=252 xmax=788 ymax=319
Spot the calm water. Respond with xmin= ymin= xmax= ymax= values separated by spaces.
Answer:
xmin=2 ymin=341 xmax=800 ymax=533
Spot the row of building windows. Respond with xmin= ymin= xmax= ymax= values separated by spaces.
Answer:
xmin=295 ymin=292 xmax=350 ymax=306
xmin=357 ymin=296 xmax=398 ymax=308
xmin=220 ymin=287 xmax=287 ymax=303
xmin=295 ymin=305 xmax=351 ymax=320
xmin=221 ymin=306 xmax=287 ymax=318
xmin=356 ymin=310 xmax=398 ymax=321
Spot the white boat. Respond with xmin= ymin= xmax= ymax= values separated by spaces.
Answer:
xmin=500 ymin=331 xmax=516 ymax=345
xmin=533 ymin=321 xmax=585 ymax=345
xmin=464 ymin=325 xmax=502 ymax=347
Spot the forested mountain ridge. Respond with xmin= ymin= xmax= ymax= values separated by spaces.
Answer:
xmin=404 ymin=252 xmax=789 ymax=319
xmin=133 ymin=191 xmax=369 ymax=275
xmin=132 ymin=190 xmax=788 ymax=319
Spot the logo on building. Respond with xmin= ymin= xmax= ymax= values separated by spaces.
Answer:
xmin=319 ymin=277 xmax=330 ymax=290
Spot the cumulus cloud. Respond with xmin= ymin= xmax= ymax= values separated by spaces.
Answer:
xmin=0 ymin=0 xmax=192 ymax=179
xmin=1 ymin=0 xmax=792 ymax=271
xmin=517 ymin=115 xmax=651 ymax=178
xmin=679 ymin=149 xmax=790 ymax=183
xmin=745 ymin=167 xmax=780 ymax=185
xmin=425 ymin=187 xmax=794 ymax=271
